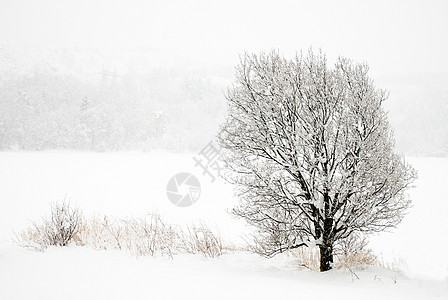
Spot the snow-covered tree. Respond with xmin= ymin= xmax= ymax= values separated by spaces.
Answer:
xmin=218 ymin=50 xmax=416 ymax=271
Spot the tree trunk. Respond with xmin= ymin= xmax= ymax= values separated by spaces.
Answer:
xmin=319 ymin=243 xmax=334 ymax=272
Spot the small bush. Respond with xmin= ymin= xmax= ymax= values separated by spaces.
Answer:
xmin=15 ymin=201 xmax=81 ymax=250
xmin=125 ymin=214 xmax=181 ymax=258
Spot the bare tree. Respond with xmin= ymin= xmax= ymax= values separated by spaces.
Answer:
xmin=218 ymin=50 xmax=416 ymax=271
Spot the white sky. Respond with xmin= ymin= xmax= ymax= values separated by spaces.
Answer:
xmin=0 ymin=0 xmax=447 ymax=76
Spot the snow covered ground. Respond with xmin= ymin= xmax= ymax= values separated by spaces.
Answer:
xmin=1 ymin=244 xmax=447 ymax=300
xmin=0 ymin=152 xmax=447 ymax=299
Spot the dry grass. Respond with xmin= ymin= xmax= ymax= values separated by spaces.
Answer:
xmin=289 ymin=247 xmax=321 ymax=271
xmin=15 ymin=202 xmax=225 ymax=259
xmin=288 ymin=247 xmax=379 ymax=271
xmin=76 ymin=214 xmax=224 ymax=258
xmin=335 ymin=249 xmax=379 ymax=269
xmin=183 ymin=222 xmax=223 ymax=258
xmin=15 ymin=202 xmax=400 ymax=271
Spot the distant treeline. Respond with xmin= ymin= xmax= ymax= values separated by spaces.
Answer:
xmin=0 ymin=69 xmax=226 ymax=151
xmin=0 ymin=61 xmax=447 ymax=156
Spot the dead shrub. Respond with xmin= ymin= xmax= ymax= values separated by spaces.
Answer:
xmin=125 ymin=214 xmax=181 ymax=258
xmin=15 ymin=200 xmax=81 ymax=250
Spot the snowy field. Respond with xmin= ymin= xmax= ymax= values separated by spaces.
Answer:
xmin=0 ymin=152 xmax=447 ymax=299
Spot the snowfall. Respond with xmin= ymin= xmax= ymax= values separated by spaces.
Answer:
xmin=0 ymin=152 xmax=447 ymax=299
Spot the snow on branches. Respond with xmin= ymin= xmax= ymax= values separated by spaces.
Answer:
xmin=218 ymin=50 xmax=416 ymax=271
